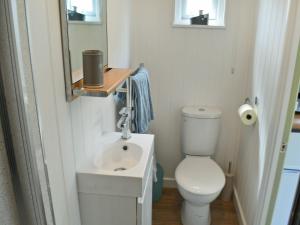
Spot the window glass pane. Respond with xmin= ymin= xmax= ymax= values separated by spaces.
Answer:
xmin=69 ymin=0 xmax=95 ymax=15
xmin=183 ymin=0 xmax=218 ymax=20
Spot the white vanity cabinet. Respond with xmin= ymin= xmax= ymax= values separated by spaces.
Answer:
xmin=78 ymin=158 xmax=153 ymax=225
xmin=77 ymin=133 xmax=154 ymax=225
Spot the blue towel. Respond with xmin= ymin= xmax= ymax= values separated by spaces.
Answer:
xmin=115 ymin=67 xmax=154 ymax=133
xmin=132 ymin=67 xmax=154 ymax=133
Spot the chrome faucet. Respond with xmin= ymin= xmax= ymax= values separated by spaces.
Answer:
xmin=117 ymin=107 xmax=131 ymax=139
xmin=116 ymin=76 xmax=133 ymax=139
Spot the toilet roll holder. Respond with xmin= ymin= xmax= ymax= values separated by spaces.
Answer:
xmin=240 ymin=97 xmax=258 ymax=126
xmin=244 ymin=97 xmax=259 ymax=106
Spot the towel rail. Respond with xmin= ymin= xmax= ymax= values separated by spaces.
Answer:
xmin=115 ymin=63 xmax=144 ymax=93
xmin=131 ymin=63 xmax=145 ymax=76
xmin=244 ymin=96 xmax=259 ymax=106
xmin=115 ymin=63 xmax=145 ymax=131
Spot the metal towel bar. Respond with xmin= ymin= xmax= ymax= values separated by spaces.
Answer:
xmin=115 ymin=63 xmax=145 ymax=130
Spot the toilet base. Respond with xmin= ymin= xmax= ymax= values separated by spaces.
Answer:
xmin=181 ymin=201 xmax=211 ymax=225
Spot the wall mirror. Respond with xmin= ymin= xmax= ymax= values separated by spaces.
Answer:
xmin=59 ymin=0 xmax=108 ymax=101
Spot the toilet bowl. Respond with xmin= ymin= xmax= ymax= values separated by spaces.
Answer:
xmin=175 ymin=156 xmax=225 ymax=225
xmin=176 ymin=106 xmax=225 ymax=225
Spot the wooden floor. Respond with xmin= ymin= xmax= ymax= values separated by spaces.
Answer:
xmin=153 ymin=188 xmax=239 ymax=225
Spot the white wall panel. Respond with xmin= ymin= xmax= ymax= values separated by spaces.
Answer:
xmin=107 ymin=0 xmax=132 ymax=68
xmin=235 ymin=0 xmax=293 ymax=224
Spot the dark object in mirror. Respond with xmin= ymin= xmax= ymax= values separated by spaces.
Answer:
xmin=83 ymin=50 xmax=104 ymax=88
xmin=191 ymin=10 xmax=209 ymax=25
xmin=68 ymin=6 xmax=85 ymax=21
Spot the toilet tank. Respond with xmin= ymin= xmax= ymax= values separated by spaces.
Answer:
xmin=181 ymin=106 xmax=222 ymax=156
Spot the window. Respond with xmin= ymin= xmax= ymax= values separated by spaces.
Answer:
xmin=174 ymin=0 xmax=226 ymax=27
xmin=67 ymin=0 xmax=101 ymax=23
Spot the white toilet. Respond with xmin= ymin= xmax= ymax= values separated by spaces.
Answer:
xmin=175 ymin=106 xmax=225 ymax=225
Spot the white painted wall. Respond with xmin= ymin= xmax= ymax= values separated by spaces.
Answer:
xmin=235 ymin=0 xmax=297 ymax=224
xmin=130 ymin=0 xmax=257 ymax=178
xmin=68 ymin=0 xmax=108 ymax=70
xmin=107 ymin=0 xmax=132 ymax=68
xmin=0 ymin=121 xmax=20 ymax=225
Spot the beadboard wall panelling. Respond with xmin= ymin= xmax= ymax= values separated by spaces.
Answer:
xmin=235 ymin=0 xmax=293 ymax=224
xmin=130 ymin=0 xmax=258 ymax=177
xmin=70 ymin=96 xmax=116 ymax=169
xmin=107 ymin=0 xmax=132 ymax=68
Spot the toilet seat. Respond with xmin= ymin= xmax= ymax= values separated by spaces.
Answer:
xmin=175 ymin=157 xmax=225 ymax=195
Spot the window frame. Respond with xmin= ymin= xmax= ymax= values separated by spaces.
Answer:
xmin=173 ymin=0 xmax=226 ymax=28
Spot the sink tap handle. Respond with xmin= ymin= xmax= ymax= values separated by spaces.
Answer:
xmin=119 ymin=107 xmax=127 ymax=115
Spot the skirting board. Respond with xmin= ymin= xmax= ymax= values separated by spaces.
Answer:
xmin=233 ymin=186 xmax=248 ymax=225
xmin=163 ymin=177 xmax=177 ymax=188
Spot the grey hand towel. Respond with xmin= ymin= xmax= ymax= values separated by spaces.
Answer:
xmin=131 ymin=67 xmax=154 ymax=133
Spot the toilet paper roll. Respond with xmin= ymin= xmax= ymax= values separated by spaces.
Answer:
xmin=238 ymin=104 xmax=257 ymax=126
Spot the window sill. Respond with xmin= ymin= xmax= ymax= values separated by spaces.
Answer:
xmin=172 ymin=23 xmax=226 ymax=29
xmin=68 ymin=21 xmax=102 ymax=25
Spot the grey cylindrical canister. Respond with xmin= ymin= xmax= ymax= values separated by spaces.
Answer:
xmin=82 ymin=50 xmax=104 ymax=88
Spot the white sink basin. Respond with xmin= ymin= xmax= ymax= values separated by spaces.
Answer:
xmin=77 ymin=132 xmax=154 ymax=197
xmin=95 ymin=142 xmax=143 ymax=172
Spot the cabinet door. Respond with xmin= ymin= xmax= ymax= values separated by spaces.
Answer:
xmin=137 ymin=157 xmax=153 ymax=225
xmin=79 ymin=193 xmax=137 ymax=225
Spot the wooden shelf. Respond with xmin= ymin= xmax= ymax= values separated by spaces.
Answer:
xmin=293 ymin=114 xmax=300 ymax=132
xmin=72 ymin=68 xmax=133 ymax=97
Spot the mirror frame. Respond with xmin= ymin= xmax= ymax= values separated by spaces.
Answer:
xmin=58 ymin=0 xmax=109 ymax=101
xmin=59 ymin=0 xmax=75 ymax=102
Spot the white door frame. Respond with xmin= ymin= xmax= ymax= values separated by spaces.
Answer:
xmin=0 ymin=0 xmax=55 ymax=224
xmin=254 ymin=1 xmax=300 ymax=224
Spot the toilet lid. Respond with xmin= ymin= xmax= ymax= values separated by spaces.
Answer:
xmin=175 ymin=157 xmax=225 ymax=195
